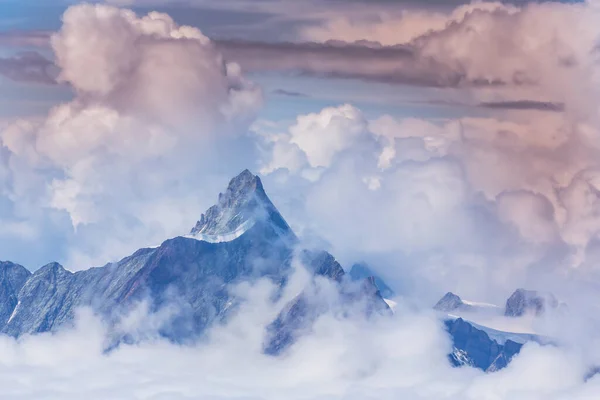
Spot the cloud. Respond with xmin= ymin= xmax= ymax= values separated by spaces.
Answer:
xmin=285 ymin=104 xmax=371 ymax=169
xmin=272 ymin=89 xmax=309 ymax=98
xmin=301 ymin=2 xmax=518 ymax=46
xmin=259 ymin=108 xmax=472 ymax=257
xmin=258 ymin=104 xmax=380 ymax=184
xmin=217 ymin=39 xmax=474 ymax=88
xmin=6 ymin=1 xmax=595 ymax=99
xmin=0 ymin=4 xmax=262 ymax=269
xmin=256 ymin=91 xmax=600 ymax=302
xmin=0 ymin=277 xmax=596 ymax=400
xmin=52 ymin=5 xmax=261 ymax=127
xmin=0 ymin=30 xmax=52 ymax=48
xmin=0 ymin=52 xmax=57 ymax=84
xmin=215 ymin=0 xmax=600 ymax=120
xmin=496 ymin=191 xmax=560 ymax=244
xmin=479 ymin=101 xmax=565 ymax=112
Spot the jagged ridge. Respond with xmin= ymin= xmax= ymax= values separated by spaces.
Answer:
xmin=0 ymin=170 xmax=386 ymax=349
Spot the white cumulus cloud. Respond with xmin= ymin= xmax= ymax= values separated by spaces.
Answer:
xmin=0 ymin=4 xmax=262 ymax=269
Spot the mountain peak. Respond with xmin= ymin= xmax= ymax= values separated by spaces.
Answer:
xmin=434 ymin=292 xmax=465 ymax=312
xmin=190 ymin=170 xmax=292 ymax=242
xmin=232 ymin=169 xmax=258 ymax=184
xmin=36 ymin=262 xmax=69 ymax=276
xmin=222 ymin=169 xmax=266 ymax=203
xmin=504 ymin=288 xmax=558 ymax=317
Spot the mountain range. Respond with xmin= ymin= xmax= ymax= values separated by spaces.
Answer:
xmin=0 ymin=170 xmax=543 ymax=372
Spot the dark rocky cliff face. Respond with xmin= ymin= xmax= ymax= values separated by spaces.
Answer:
xmin=446 ymin=318 xmax=523 ymax=372
xmin=0 ymin=261 xmax=31 ymax=327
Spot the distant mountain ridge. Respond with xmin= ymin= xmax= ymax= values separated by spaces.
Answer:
xmin=434 ymin=289 xmax=559 ymax=317
xmin=504 ymin=288 xmax=558 ymax=317
xmin=432 ymin=289 xmax=560 ymax=370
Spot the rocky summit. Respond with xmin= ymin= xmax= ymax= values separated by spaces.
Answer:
xmin=505 ymin=288 xmax=558 ymax=317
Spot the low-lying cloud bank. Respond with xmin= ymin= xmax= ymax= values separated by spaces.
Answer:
xmin=0 ymin=277 xmax=597 ymax=400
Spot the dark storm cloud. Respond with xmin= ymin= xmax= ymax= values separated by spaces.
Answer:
xmin=217 ymin=40 xmax=508 ymax=88
xmin=0 ymin=52 xmax=56 ymax=84
xmin=479 ymin=100 xmax=565 ymax=112
xmin=272 ymin=89 xmax=309 ymax=97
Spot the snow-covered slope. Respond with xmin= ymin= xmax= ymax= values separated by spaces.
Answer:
xmin=434 ymin=292 xmax=501 ymax=315
xmin=383 ymin=298 xmax=397 ymax=311
xmin=447 ymin=314 xmax=542 ymax=344
xmin=185 ymin=218 xmax=256 ymax=243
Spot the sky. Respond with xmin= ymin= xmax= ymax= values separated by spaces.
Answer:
xmin=4 ymin=0 xmax=600 ymax=399
xmin=1 ymin=0 xmax=600 ymax=302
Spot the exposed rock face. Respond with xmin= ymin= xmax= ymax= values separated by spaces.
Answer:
xmin=505 ymin=289 xmax=558 ymax=317
xmin=0 ymin=261 xmax=31 ymax=327
xmin=446 ymin=318 xmax=523 ymax=372
xmin=264 ymin=261 xmax=391 ymax=356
